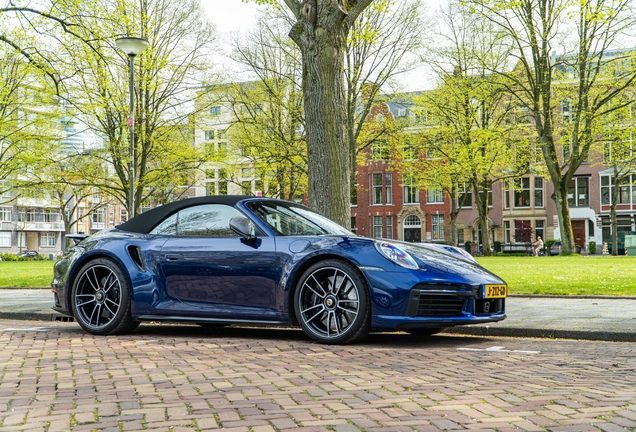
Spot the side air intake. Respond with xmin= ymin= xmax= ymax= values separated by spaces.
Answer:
xmin=127 ymin=245 xmax=146 ymax=271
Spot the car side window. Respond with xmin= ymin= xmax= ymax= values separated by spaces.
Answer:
xmin=150 ymin=213 xmax=178 ymax=235
xmin=176 ymin=204 xmax=243 ymax=237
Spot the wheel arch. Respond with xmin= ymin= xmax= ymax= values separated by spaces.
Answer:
xmin=64 ymin=251 xmax=132 ymax=316
xmin=286 ymin=253 xmax=369 ymax=327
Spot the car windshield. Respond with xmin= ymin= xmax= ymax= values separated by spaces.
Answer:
xmin=247 ymin=201 xmax=353 ymax=236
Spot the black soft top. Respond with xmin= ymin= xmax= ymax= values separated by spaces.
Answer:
xmin=116 ymin=195 xmax=253 ymax=234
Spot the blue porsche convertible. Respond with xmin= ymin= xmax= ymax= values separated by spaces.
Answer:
xmin=52 ymin=196 xmax=507 ymax=344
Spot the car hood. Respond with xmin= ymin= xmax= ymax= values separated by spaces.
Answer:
xmin=394 ymin=241 xmax=494 ymax=276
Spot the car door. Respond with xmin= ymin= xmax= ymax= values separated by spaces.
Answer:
xmin=156 ymin=204 xmax=281 ymax=320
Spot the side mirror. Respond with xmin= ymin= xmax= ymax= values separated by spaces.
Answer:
xmin=230 ymin=216 xmax=257 ymax=243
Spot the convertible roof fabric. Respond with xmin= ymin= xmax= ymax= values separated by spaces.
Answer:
xmin=116 ymin=195 xmax=252 ymax=234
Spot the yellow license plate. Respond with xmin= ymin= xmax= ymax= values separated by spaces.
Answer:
xmin=484 ymin=284 xmax=507 ymax=298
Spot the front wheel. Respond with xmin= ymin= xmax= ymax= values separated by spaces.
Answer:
xmin=71 ymin=258 xmax=138 ymax=335
xmin=294 ymin=260 xmax=370 ymax=345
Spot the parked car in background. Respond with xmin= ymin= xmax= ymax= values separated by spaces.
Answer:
xmin=549 ymin=241 xmax=581 ymax=255
xmin=52 ymin=196 xmax=508 ymax=345
xmin=19 ymin=250 xmax=39 ymax=258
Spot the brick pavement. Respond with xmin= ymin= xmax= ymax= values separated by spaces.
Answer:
xmin=1 ymin=321 xmax=635 ymax=431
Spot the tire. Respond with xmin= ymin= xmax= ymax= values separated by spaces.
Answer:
xmin=406 ymin=327 xmax=447 ymax=337
xmin=71 ymin=258 xmax=139 ymax=335
xmin=294 ymin=259 xmax=370 ymax=345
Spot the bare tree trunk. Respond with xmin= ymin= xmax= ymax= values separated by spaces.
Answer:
xmin=611 ymin=170 xmax=620 ymax=255
xmin=552 ymin=180 xmax=575 ymax=254
xmin=448 ymin=184 xmax=460 ymax=247
xmin=289 ymin=2 xmax=351 ymax=227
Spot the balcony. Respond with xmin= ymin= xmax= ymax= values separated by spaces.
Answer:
xmin=18 ymin=212 xmax=65 ymax=232
xmin=22 ymin=221 xmax=65 ymax=231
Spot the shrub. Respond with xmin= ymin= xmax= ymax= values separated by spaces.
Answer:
xmin=0 ymin=252 xmax=19 ymax=261
xmin=588 ymin=241 xmax=597 ymax=254
xmin=545 ymin=239 xmax=556 ymax=251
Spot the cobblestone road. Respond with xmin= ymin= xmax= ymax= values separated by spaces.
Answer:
xmin=1 ymin=320 xmax=635 ymax=432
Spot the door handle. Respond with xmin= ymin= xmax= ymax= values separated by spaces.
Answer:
xmin=164 ymin=254 xmax=182 ymax=261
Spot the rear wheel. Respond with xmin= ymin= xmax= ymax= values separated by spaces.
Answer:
xmin=71 ymin=258 xmax=138 ymax=335
xmin=294 ymin=260 xmax=370 ymax=345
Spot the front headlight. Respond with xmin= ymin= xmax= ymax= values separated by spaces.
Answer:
xmin=374 ymin=241 xmax=419 ymax=270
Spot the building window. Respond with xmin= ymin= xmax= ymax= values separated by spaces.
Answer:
xmin=568 ymin=177 xmax=589 ymax=207
xmin=385 ymin=215 xmax=393 ymax=239
xmin=403 ymin=142 xmax=418 ymax=161
xmin=241 ymin=181 xmax=252 ymax=195
xmin=457 ymin=228 xmax=464 ymax=245
xmin=210 ymin=106 xmax=221 ymax=115
xmin=40 ymin=232 xmax=56 ymax=247
xmin=514 ymin=219 xmax=532 ymax=243
xmin=459 ymin=183 xmax=472 ymax=208
xmin=0 ymin=207 xmax=10 ymax=222
xmin=535 ymin=220 xmax=545 ymax=240
xmin=385 ymin=173 xmax=392 ymax=205
xmin=372 ymin=141 xmax=388 ymax=161
xmin=217 ymin=169 xmax=228 ymax=196
xmin=514 ymin=178 xmax=531 ymax=207
xmin=504 ymin=221 xmax=511 ymax=243
xmin=372 ymin=173 xmax=383 ymax=205
xmin=432 ymin=214 xmax=444 ymax=240
xmin=403 ymin=175 xmax=420 ymax=204
xmin=120 ymin=209 xmax=128 ymax=222
xmin=350 ymin=217 xmax=357 ymax=233
xmin=503 ymin=181 xmax=510 ymax=209
xmin=241 ymin=168 xmax=252 ymax=178
xmin=205 ymin=130 xmax=214 ymax=140
xmin=603 ymin=138 xmax=633 ymax=163
xmin=426 ymin=187 xmax=444 ymax=204
xmin=92 ymin=208 xmax=105 ymax=223
xmin=602 ymin=174 xmax=636 ymax=205
xmin=534 ymin=177 xmax=544 ymax=208
xmin=0 ymin=231 xmax=10 ymax=247
xmin=562 ymin=100 xmax=570 ymax=123
xmin=373 ymin=216 xmax=383 ymax=238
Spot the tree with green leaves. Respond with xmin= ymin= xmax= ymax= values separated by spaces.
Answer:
xmin=468 ymin=0 xmax=636 ymax=255
xmin=224 ymin=11 xmax=307 ymax=200
xmin=344 ymin=0 xmax=426 ymax=203
xmin=0 ymin=35 xmax=60 ymax=202
xmin=57 ymin=0 xmax=217 ymax=216
xmin=593 ymin=96 xmax=636 ymax=255
xmin=403 ymin=0 xmax=531 ymax=255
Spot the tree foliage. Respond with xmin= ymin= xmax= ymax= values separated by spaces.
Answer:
xmin=56 ymin=0 xmax=218 ymax=215
xmin=222 ymin=11 xmax=307 ymax=201
xmin=399 ymin=0 xmax=532 ymax=253
xmin=468 ymin=0 xmax=636 ymax=254
xmin=0 ymin=34 xmax=60 ymax=202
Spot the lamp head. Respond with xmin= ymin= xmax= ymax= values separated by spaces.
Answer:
xmin=115 ymin=37 xmax=149 ymax=56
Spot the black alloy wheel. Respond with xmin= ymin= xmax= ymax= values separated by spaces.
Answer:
xmin=71 ymin=258 xmax=139 ymax=335
xmin=294 ymin=259 xmax=370 ymax=345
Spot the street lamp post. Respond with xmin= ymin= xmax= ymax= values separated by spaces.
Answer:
xmin=115 ymin=36 xmax=148 ymax=218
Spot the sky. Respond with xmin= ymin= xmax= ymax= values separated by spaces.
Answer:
xmin=201 ymin=0 xmax=433 ymax=92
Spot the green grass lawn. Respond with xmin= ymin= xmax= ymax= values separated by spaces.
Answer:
xmin=476 ymin=255 xmax=636 ymax=296
xmin=1 ymin=255 xmax=635 ymax=296
xmin=0 ymin=260 xmax=55 ymax=288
